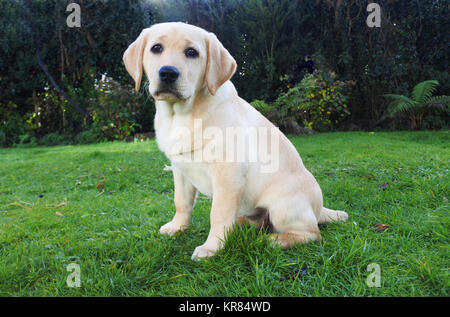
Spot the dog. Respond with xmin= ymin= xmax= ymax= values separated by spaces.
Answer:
xmin=123 ymin=22 xmax=348 ymax=260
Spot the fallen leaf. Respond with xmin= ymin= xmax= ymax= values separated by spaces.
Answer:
xmin=373 ymin=224 xmax=389 ymax=232
xmin=55 ymin=211 xmax=64 ymax=217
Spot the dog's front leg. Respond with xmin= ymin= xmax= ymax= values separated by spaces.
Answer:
xmin=192 ymin=165 xmax=244 ymax=260
xmin=160 ymin=168 xmax=197 ymax=236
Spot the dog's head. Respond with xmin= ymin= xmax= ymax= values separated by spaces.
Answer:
xmin=123 ymin=22 xmax=237 ymax=101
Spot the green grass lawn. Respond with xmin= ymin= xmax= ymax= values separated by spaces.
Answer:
xmin=0 ymin=131 xmax=448 ymax=296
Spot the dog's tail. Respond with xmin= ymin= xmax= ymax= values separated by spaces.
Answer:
xmin=318 ymin=207 xmax=348 ymax=224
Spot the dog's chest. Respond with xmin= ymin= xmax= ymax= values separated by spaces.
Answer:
xmin=155 ymin=108 xmax=184 ymax=151
xmin=172 ymin=160 xmax=213 ymax=197
xmin=154 ymin=105 xmax=213 ymax=197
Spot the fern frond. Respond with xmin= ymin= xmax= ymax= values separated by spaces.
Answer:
xmin=412 ymin=80 xmax=439 ymax=105
xmin=425 ymin=95 xmax=450 ymax=110
xmin=384 ymin=94 xmax=417 ymax=116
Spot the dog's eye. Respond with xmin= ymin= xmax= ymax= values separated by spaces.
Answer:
xmin=151 ymin=44 xmax=163 ymax=54
xmin=185 ymin=47 xmax=199 ymax=58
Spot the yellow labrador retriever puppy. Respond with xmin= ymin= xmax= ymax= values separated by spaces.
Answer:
xmin=123 ymin=22 xmax=348 ymax=260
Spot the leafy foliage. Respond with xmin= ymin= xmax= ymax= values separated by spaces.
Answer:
xmin=1 ymin=0 xmax=449 ymax=147
xmin=138 ymin=0 xmax=450 ymax=129
xmin=92 ymin=78 xmax=155 ymax=141
xmin=265 ymin=71 xmax=352 ymax=132
xmin=249 ymin=100 xmax=273 ymax=117
xmin=0 ymin=0 xmax=155 ymax=147
xmin=385 ymin=80 xmax=450 ymax=129
xmin=0 ymin=112 xmax=26 ymax=147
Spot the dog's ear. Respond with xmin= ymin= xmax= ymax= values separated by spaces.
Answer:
xmin=123 ymin=29 xmax=150 ymax=92
xmin=205 ymin=33 xmax=237 ymax=96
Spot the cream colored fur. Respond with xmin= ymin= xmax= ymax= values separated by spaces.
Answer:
xmin=123 ymin=22 xmax=348 ymax=260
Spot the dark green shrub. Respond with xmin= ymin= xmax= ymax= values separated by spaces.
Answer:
xmin=422 ymin=106 xmax=450 ymax=130
xmin=74 ymin=129 xmax=104 ymax=145
xmin=38 ymin=132 xmax=70 ymax=146
xmin=0 ymin=130 xmax=6 ymax=147
xmin=272 ymin=71 xmax=352 ymax=132
xmin=38 ymin=87 xmax=69 ymax=136
xmin=0 ymin=112 xmax=26 ymax=147
xmin=90 ymin=78 xmax=153 ymax=141
xmin=385 ymin=80 xmax=450 ymax=130
xmin=250 ymin=100 xmax=274 ymax=117
xmin=14 ymin=133 xmax=38 ymax=148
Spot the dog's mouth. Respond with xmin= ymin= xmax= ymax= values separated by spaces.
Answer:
xmin=154 ymin=87 xmax=184 ymax=101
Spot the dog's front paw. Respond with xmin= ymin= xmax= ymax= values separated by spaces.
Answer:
xmin=191 ymin=244 xmax=218 ymax=261
xmin=159 ymin=220 xmax=187 ymax=236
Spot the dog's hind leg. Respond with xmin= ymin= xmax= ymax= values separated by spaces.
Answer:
xmin=267 ymin=197 xmax=322 ymax=248
xmin=236 ymin=207 xmax=275 ymax=232
xmin=270 ymin=231 xmax=321 ymax=248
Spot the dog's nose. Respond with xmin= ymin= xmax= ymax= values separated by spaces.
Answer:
xmin=158 ymin=66 xmax=180 ymax=84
